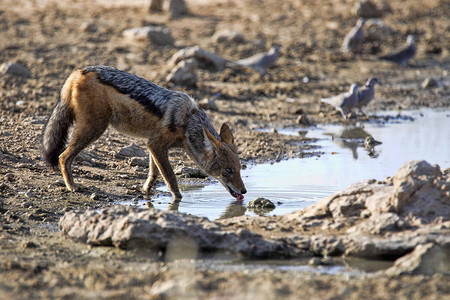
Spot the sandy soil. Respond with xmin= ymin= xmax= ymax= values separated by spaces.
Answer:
xmin=0 ymin=0 xmax=449 ymax=299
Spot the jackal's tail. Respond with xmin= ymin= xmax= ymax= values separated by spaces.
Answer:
xmin=41 ymin=88 xmax=74 ymax=169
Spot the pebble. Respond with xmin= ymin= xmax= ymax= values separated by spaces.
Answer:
xmin=0 ymin=62 xmax=32 ymax=78
xmin=122 ymin=26 xmax=174 ymax=46
xmin=422 ymin=77 xmax=439 ymax=89
xmin=166 ymin=58 xmax=197 ymax=87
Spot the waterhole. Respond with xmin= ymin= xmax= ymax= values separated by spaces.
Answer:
xmin=119 ymin=109 xmax=450 ymax=220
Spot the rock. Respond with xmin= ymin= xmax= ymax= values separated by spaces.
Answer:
xmin=59 ymin=206 xmax=296 ymax=258
xmin=296 ymin=114 xmax=313 ymax=126
xmin=21 ymin=240 xmax=39 ymax=249
xmin=163 ymin=0 xmax=188 ymax=18
xmin=247 ymin=198 xmax=276 ymax=209
xmin=174 ymin=166 xmax=208 ymax=178
xmin=79 ymin=21 xmax=97 ymax=33
xmin=389 ymin=160 xmax=442 ymax=214
xmin=422 ymin=77 xmax=439 ymax=89
xmin=211 ymin=29 xmax=246 ymax=44
xmin=343 ymin=234 xmax=428 ymax=258
xmin=123 ymin=26 xmax=174 ymax=46
xmin=0 ymin=62 xmax=32 ymax=78
xmin=352 ymin=0 xmax=384 ymax=18
xmin=347 ymin=212 xmax=409 ymax=234
xmin=117 ymin=143 xmax=147 ymax=158
xmin=197 ymin=97 xmax=218 ymax=111
xmin=129 ymin=157 xmax=149 ymax=168
xmin=168 ymin=46 xmax=227 ymax=71
xmin=148 ymin=0 xmax=163 ymax=12
xmin=385 ymin=243 xmax=450 ymax=275
xmin=166 ymin=58 xmax=197 ymax=87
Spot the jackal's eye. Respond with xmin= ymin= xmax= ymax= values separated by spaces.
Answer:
xmin=225 ymin=168 xmax=233 ymax=175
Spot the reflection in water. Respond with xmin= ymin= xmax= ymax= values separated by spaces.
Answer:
xmin=218 ymin=201 xmax=246 ymax=219
xmin=326 ymin=126 xmax=381 ymax=160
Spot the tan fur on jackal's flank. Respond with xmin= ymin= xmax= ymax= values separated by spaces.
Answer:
xmin=42 ymin=66 xmax=246 ymax=200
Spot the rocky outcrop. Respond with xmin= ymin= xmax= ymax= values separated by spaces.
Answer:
xmin=59 ymin=206 xmax=298 ymax=258
xmin=59 ymin=160 xmax=450 ymax=274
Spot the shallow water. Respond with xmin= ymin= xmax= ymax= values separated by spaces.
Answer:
xmin=120 ymin=109 xmax=450 ymax=220
xmin=195 ymin=256 xmax=393 ymax=275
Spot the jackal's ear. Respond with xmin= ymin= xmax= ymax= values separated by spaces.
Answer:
xmin=204 ymin=127 xmax=221 ymax=150
xmin=219 ymin=123 xmax=234 ymax=145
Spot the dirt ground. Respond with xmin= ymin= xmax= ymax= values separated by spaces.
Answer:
xmin=0 ymin=0 xmax=449 ymax=299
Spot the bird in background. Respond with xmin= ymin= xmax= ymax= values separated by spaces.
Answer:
xmin=356 ymin=77 xmax=382 ymax=114
xmin=342 ymin=18 xmax=365 ymax=54
xmin=321 ymin=84 xmax=359 ymax=119
xmin=236 ymin=45 xmax=281 ymax=74
xmin=380 ymin=35 xmax=416 ymax=66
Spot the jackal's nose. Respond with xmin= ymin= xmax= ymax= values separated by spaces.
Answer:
xmin=241 ymin=188 xmax=247 ymax=195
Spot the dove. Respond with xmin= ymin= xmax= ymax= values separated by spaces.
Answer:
xmin=321 ymin=84 xmax=359 ymax=119
xmin=380 ymin=35 xmax=416 ymax=66
xmin=236 ymin=45 xmax=280 ymax=74
xmin=356 ymin=77 xmax=381 ymax=112
xmin=342 ymin=19 xmax=365 ymax=54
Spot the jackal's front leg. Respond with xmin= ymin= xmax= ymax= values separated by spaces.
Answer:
xmin=148 ymin=145 xmax=183 ymax=200
xmin=142 ymin=154 xmax=159 ymax=194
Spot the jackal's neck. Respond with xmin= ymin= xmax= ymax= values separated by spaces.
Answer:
xmin=184 ymin=109 xmax=220 ymax=169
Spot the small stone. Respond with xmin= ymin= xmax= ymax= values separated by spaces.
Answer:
xmin=296 ymin=114 xmax=313 ymax=126
xmin=90 ymin=193 xmax=100 ymax=200
xmin=0 ymin=62 xmax=31 ymax=78
xmin=211 ymin=29 xmax=245 ymax=44
xmin=79 ymin=21 xmax=97 ymax=33
xmin=174 ymin=166 xmax=208 ymax=178
xmin=129 ymin=157 xmax=149 ymax=167
xmin=123 ymin=26 xmax=174 ymax=46
xmin=352 ymin=0 xmax=384 ymax=18
xmin=21 ymin=241 xmax=39 ymax=249
xmin=197 ymin=97 xmax=218 ymax=111
xmin=166 ymin=58 xmax=197 ymax=87
xmin=164 ymin=0 xmax=188 ymax=18
xmin=5 ymin=173 xmax=15 ymax=182
xmin=422 ymin=77 xmax=439 ymax=89
xmin=293 ymin=108 xmax=304 ymax=115
xmin=247 ymin=198 xmax=276 ymax=209
xmin=117 ymin=143 xmax=147 ymax=158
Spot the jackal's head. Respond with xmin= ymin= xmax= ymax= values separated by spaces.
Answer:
xmin=203 ymin=123 xmax=247 ymax=201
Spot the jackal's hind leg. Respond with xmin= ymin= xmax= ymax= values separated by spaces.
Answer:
xmin=59 ymin=122 xmax=108 ymax=192
xmin=142 ymin=153 xmax=159 ymax=194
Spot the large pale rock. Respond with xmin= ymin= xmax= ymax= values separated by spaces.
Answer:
xmin=294 ymin=160 xmax=449 ymax=228
xmin=168 ymin=46 xmax=227 ymax=70
xmin=389 ymin=160 xmax=442 ymax=214
xmin=59 ymin=206 xmax=296 ymax=258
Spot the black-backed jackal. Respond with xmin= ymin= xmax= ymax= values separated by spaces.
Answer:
xmin=41 ymin=66 xmax=247 ymax=200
